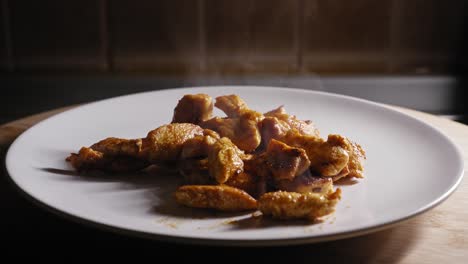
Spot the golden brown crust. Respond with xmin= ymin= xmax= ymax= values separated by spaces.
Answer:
xmin=67 ymin=93 xmax=366 ymax=220
xmin=172 ymin=94 xmax=213 ymax=124
xmin=208 ymin=137 xmax=244 ymax=184
xmin=214 ymin=95 xmax=249 ymax=117
xmin=141 ymin=123 xmax=204 ymax=162
xmin=281 ymin=132 xmax=350 ymax=177
xmin=90 ymin=137 xmax=142 ymax=157
xmin=258 ymin=188 xmax=341 ymax=220
xmin=265 ymin=139 xmax=311 ymax=181
xmin=66 ymin=147 xmax=148 ymax=172
xmin=174 ymin=185 xmax=257 ymax=211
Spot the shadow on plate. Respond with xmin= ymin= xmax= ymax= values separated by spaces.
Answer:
xmin=39 ymin=167 xmax=256 ymax=220
xmin=38 ymin=166 xmax=359 ymax=227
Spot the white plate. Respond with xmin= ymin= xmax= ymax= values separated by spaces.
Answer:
xmin=6 ymin=86 xmax=464 ymax=246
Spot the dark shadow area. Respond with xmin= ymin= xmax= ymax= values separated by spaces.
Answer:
xmin=39 ymin=166 xmax=252 ymax=220
xmin=454 ymin=5 xmax=468 ymax=124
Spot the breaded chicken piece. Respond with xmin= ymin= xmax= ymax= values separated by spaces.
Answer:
xmin=141 ymin=123 xmax=204 ymax=162
xmin=90 ymin=137 xmax=143 ymax=157
xmin=327 ymin=134 xmax=366 ymax=178
xmin=180 ymin=129 xmax=220 ymax=159
xmin=180 ymin=130 xmax=244 ymax=184
xmin=258 ymin=188 xmax=341 ymax=220
xmin=281 ymin=132 xmax=349 ymax=177
xmin=265 ymin=139 xmax=311 ymax=181
xmin=264 ymin=106 xmax=320 ymax=137
xmin=66 ymin=147 xmax=148 ymax=172
xmin=202 ymin=95 xmax=264 ymax=152
xmin=214 ymin=94 xmax=249 ymax=117
xmin=208 ymin=137 xmax=244 ymax=184
xmin=172 ymin=94 xmax=213 ymax=124
xmin=174 ymin=185 xmax=257 ymax=211
xmin=202 ymin=113 xmax=262 ymax=152
xmin=67 ymin=124 xmax=203 ymax=172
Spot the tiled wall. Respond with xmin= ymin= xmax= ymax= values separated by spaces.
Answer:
xmin=0 ymin=0 xmax=465 ymax=75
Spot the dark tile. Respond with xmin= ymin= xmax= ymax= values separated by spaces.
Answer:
xmin=10 ymin=0 xmax=106 ymax=71
xmin=110 ymin=0 xmax=200 ymax=73
xmin=304 ymin=0 xmax=391 ymax=74
xmin=391 ymin=0 xmax=466 ymax=74
xmin=205 ymin=0 xmax=298 ymax=74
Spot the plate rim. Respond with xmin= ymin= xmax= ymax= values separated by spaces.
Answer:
xmin=5 ymin=85 xmax=465 ymax=246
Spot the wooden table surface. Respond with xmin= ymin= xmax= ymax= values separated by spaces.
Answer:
xmin=1 ymin=105 xmax=467 ymax=261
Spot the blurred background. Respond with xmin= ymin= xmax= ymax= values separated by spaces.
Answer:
xmin=0 ymin=0 xmax=467 ymax=124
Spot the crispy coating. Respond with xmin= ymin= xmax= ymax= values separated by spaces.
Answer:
xmin=141 ymin=123 xmax=204 ymax=162
xmin=265 ymin=139 xmax=311 ymax=181
xmin=258 ymin=188 xmax=341 ymax=220
xmin=327 ymin=135 xmax=366 ymax=178
xmin=66 ymin=147 xmax=148 ymax=172
xmin=175 ymin=185 xmax=257 ymax=211
xmin=202 ymin=113 xmax=262 ymax=152
xmin=208 ymin=137 xmax=244 ymax=184
xmin=202 ymin=95 xmax=264 ymax=152
xmin=214 ymin=94 xmax=249 ymax=117
xmin=172 ymin=94 xmax=213 ymax=124
xmin=264 ymin=106 xmax=320 ymax=138
xmin=90 ymin=137 xmax=142 ymax=157
xmin=282 ymin=132 xmax=349 ymax=177
xmin=67 ymin=93 xmax=366 ymax=219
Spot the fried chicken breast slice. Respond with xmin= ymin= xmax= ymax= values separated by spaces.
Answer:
xmin=66 ymin=147 xmax=148 ymax=172
xmin=175 ymin=185 xmax=257 ymax=211
xmin=264 ymin=106 xmax=320 ymax=137
xmin=281 ymin=132 xmax=349 ymax=177
xmin=214 ymin=94 xmax=249 ymax=117
xmin=140 ymin=123 xmax=204 ymax=162
xmin=90 ymin=137 xmax=143 ymax=157
xmin=327 ymin=134 xmax=366 ymax=178
xmin=202 ymin=95 xmax=264 ymax=152
xmin=172 ymin=94 xmax=213 ymax=124
xmin=201 ymin=113 xmax=262 ymax=152
xmin=258 ymin=188 xmax=341 ymax=220
xmin=265 ymin=139 xmax=311 ymax=181
xmin=208 ymin=137 xmax=244 ymax=184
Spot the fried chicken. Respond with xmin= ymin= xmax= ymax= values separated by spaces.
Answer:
xmin=281 ymin=132 xmax=350 ymax=177
xmin=265 ymin=139 xmax=311 ymax=181
xmin=67 ymin=93 xmax=366 ymax=221
xmin=141 ymin=123 xmax=204 ymax=162
xmin=258 ymin=188 xmax=341 ymax=220
xmin=67 ymin=123 xmax=204 ymax=171
xmin=175 ymin=185 xmax=257 ymax=211
xmin=172 ymin=94 xmax=213 ymax=124
xmin=264 ymin=106 xmax=319 ymax=137
xmin=66 ymin=146 xmax=148 ymax=172
xmin=201 ymin=95 xmax=264 ymax=152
